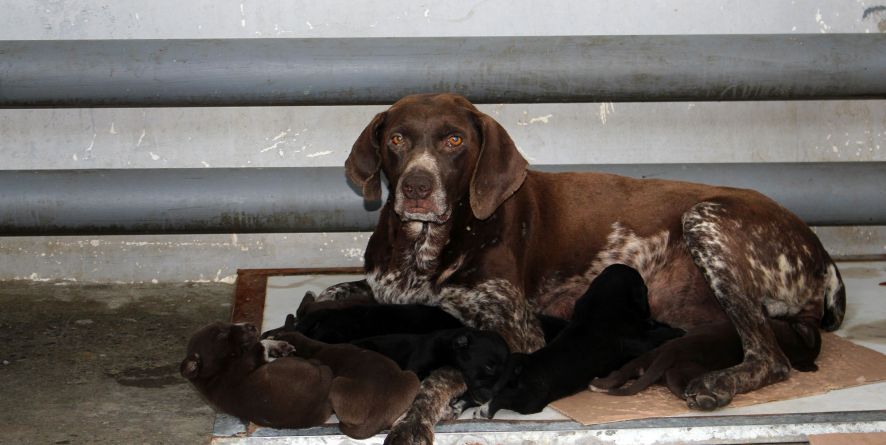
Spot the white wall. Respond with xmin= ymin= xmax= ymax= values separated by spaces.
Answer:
xmin=1 ymin=0 xmax=884 ymax=282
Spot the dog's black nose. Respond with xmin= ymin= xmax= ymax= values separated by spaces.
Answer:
xmin=402 ymin=173 xmax=434 ymax=199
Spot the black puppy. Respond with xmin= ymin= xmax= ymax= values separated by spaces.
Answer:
xmin=352 ymin=327 xmax=509 ymax=404
xmin=479 ymin=264 xmax=685 ymax=418
xmin=262 ymin=304 xmax=464 ymax=343
xmin=263 ymin=299 xmax=568 ymax=346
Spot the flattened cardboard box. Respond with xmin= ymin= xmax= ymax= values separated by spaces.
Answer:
xmin=550 ymin=333 xmax=886 ymax=425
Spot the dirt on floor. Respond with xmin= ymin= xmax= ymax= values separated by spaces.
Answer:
xmin=0 ymin=281 xmax=234 ymax=445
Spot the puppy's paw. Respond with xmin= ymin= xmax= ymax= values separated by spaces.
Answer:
xmin=473 ymin=402 xmax=493 ymax=419
xmin=261 ymin=339 xmax=295 ymax=361
xmin=446 ymin=399 xmax=469 ymax=419
xmin=383 ymin=421 xmax=433 ymax=445
xmin=588 ymin=383 xmax=607 ymax=393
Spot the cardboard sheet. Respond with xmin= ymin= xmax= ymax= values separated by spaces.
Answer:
xmin=550 ymin=333 xmax=886 ymax=425
xmin=808 ymin=432 xmax=886 ymax=445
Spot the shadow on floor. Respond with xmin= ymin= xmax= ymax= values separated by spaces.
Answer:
xmin=0 ymin=281 xmax=233 ymax=445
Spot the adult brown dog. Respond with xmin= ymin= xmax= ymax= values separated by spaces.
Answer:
xmin=316 ymin=93 xmax=846 ymax=442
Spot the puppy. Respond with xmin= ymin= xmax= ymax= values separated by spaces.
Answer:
xmin=590 ymin=319 xmax=821 ymax=398
xmin=271 ymin=331 xmax=421 ymax=439
xmin=295 ymin=290 xmax=375 ymax=318
xmin=265 ymin=292 xmax=567 ymax=345
xmin=264 ymin=304 xmax=464 ymax=343
xmin=180 ymin=322 xmax=335 ymax=429
xmin=352 ymin=327 xmax=509 ymax=405
xmin=480 ymin=264 xmax=685 ymax=417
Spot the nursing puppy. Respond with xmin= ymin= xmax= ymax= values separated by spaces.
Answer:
xmin=590 ymin=319 xmax=821 ymax=398
xmin=264 ymin=303 xmax=464 ymax=344
xmin=266 ymin=294 xmax=566 ymax=345
xmin=180 ymin=322 xmax=334 ymax=429
xmin=480 ymin=264 xmax=685 ymax=417
xmin=271 ymin=331 xmax=421 ymax=439
xmin=352 ymin=327 xmax=509 ymax=405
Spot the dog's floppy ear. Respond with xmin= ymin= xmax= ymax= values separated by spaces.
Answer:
xmin=470 ymin=113 xmax=528 ymax=220
xmin=180 ymin=353 xmax=200 ymax=379
xmin=345 ymin=112 xmax=386 ymax=202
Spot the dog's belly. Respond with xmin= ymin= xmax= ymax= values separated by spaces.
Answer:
xmin=535 ymin=223 xmax=726 ymax=330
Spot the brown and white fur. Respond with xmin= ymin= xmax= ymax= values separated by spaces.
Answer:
xmin=315 ymin=93 xmax=846 ymax=443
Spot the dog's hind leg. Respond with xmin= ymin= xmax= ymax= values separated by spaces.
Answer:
xmin=681 ymin=200 xmax=800 ymax=410
xmin=681 ymin=197 xmax=843 ymax=409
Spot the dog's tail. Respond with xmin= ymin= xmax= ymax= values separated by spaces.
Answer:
xmin=820 ymin=262 xmax=846 ymax=332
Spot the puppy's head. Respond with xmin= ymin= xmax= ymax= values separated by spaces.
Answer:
xmin=180 ymin=321 xmax=261 ymax=380
xmin=450 ymin=329 xmax=510 ymax=404
xmin=346 ymin=93 xmax=528 ymax=223
xmin=575 ymin=263 xmax=650 ymax=327
xmin=483 ymin=353 xmax=549 ymax=417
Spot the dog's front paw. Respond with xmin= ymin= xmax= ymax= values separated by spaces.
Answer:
xmin=261 ymin=339 xmax=295 ymax=361
xmin=383 ymin=421 xmax=433 ymax=445
xmin=683 ymin=374 xmax=735 ymax=411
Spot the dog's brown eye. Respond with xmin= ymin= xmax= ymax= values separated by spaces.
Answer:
xmin=390 ymin=134 xmax=404 ymax=146
xmin=447 ymin=135 xmax=463 ymax=147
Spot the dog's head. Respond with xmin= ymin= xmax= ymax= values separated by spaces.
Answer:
xmin=180 ymin=321 xmax=261 ymax=380
xmin=450 ymin=329 xmax=510 ymax=404
xmin=346 ymin=93 xmax=528 ymax=222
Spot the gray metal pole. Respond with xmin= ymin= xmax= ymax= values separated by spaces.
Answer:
xmin=1 ymin=35 xmax=884 ymax=108
xmin=0 ymin=163 xmax=882 ymax=236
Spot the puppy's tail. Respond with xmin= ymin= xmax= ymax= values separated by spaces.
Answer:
xmin=820 ymin=262 xmax=846 ymax=332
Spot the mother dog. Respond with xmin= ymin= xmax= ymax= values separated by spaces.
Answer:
xmin=316 ymin=93 xmax=845 ymax=441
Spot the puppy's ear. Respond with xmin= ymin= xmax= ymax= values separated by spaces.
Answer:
xmin=180 ymin=353 xmax=200 ymax=379
xmin=453 ymin=334 xmax=471 ymax=350
xmin=629 ymin=281 xmax=651 ymax=319
xmin=469 ymin=113 xmax=528 ymax=220
xmin=285 ymin=313 xmax=296 ymax=327
xmin=345 ymin=112 xmax=386 ymax=202
xmin=296 ymin=292 xmax=316 ymax=319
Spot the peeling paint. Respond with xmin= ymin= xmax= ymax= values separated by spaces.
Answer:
xmin=137 ymin=128 xmax=146 ymax=146
xmin=149 ymin=152 xmax=160 ymax=161
xmin=599 ymin=102 xmax=615 ymax=124
xmin=816 ymin=9 xmax=832 ymax=33
xmin=306 ymin=150 xmax=333 ymax=158
xmin=529 ymin=114 xmax=553 ymax=124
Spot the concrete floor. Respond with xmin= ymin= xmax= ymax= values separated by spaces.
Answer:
xmin=0 ymin=281 xmax=233 ymax=445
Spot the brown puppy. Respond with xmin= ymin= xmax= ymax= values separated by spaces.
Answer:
xmin=271 ymin=331 xmax=421 ymax=439
xmin=180 ymin=322 xmax=334 ymax=429
xmin=590 ymin=320 xmax=821 ymax=398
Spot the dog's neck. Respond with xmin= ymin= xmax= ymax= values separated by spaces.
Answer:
xmin=398 ymin=220 xmax=452 ymax=273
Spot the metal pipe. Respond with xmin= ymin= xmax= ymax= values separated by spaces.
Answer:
xmin=2 ymin=35 xmax=884 ymax=108
xmin=0 ymin=163 xmax=882 ymax=236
